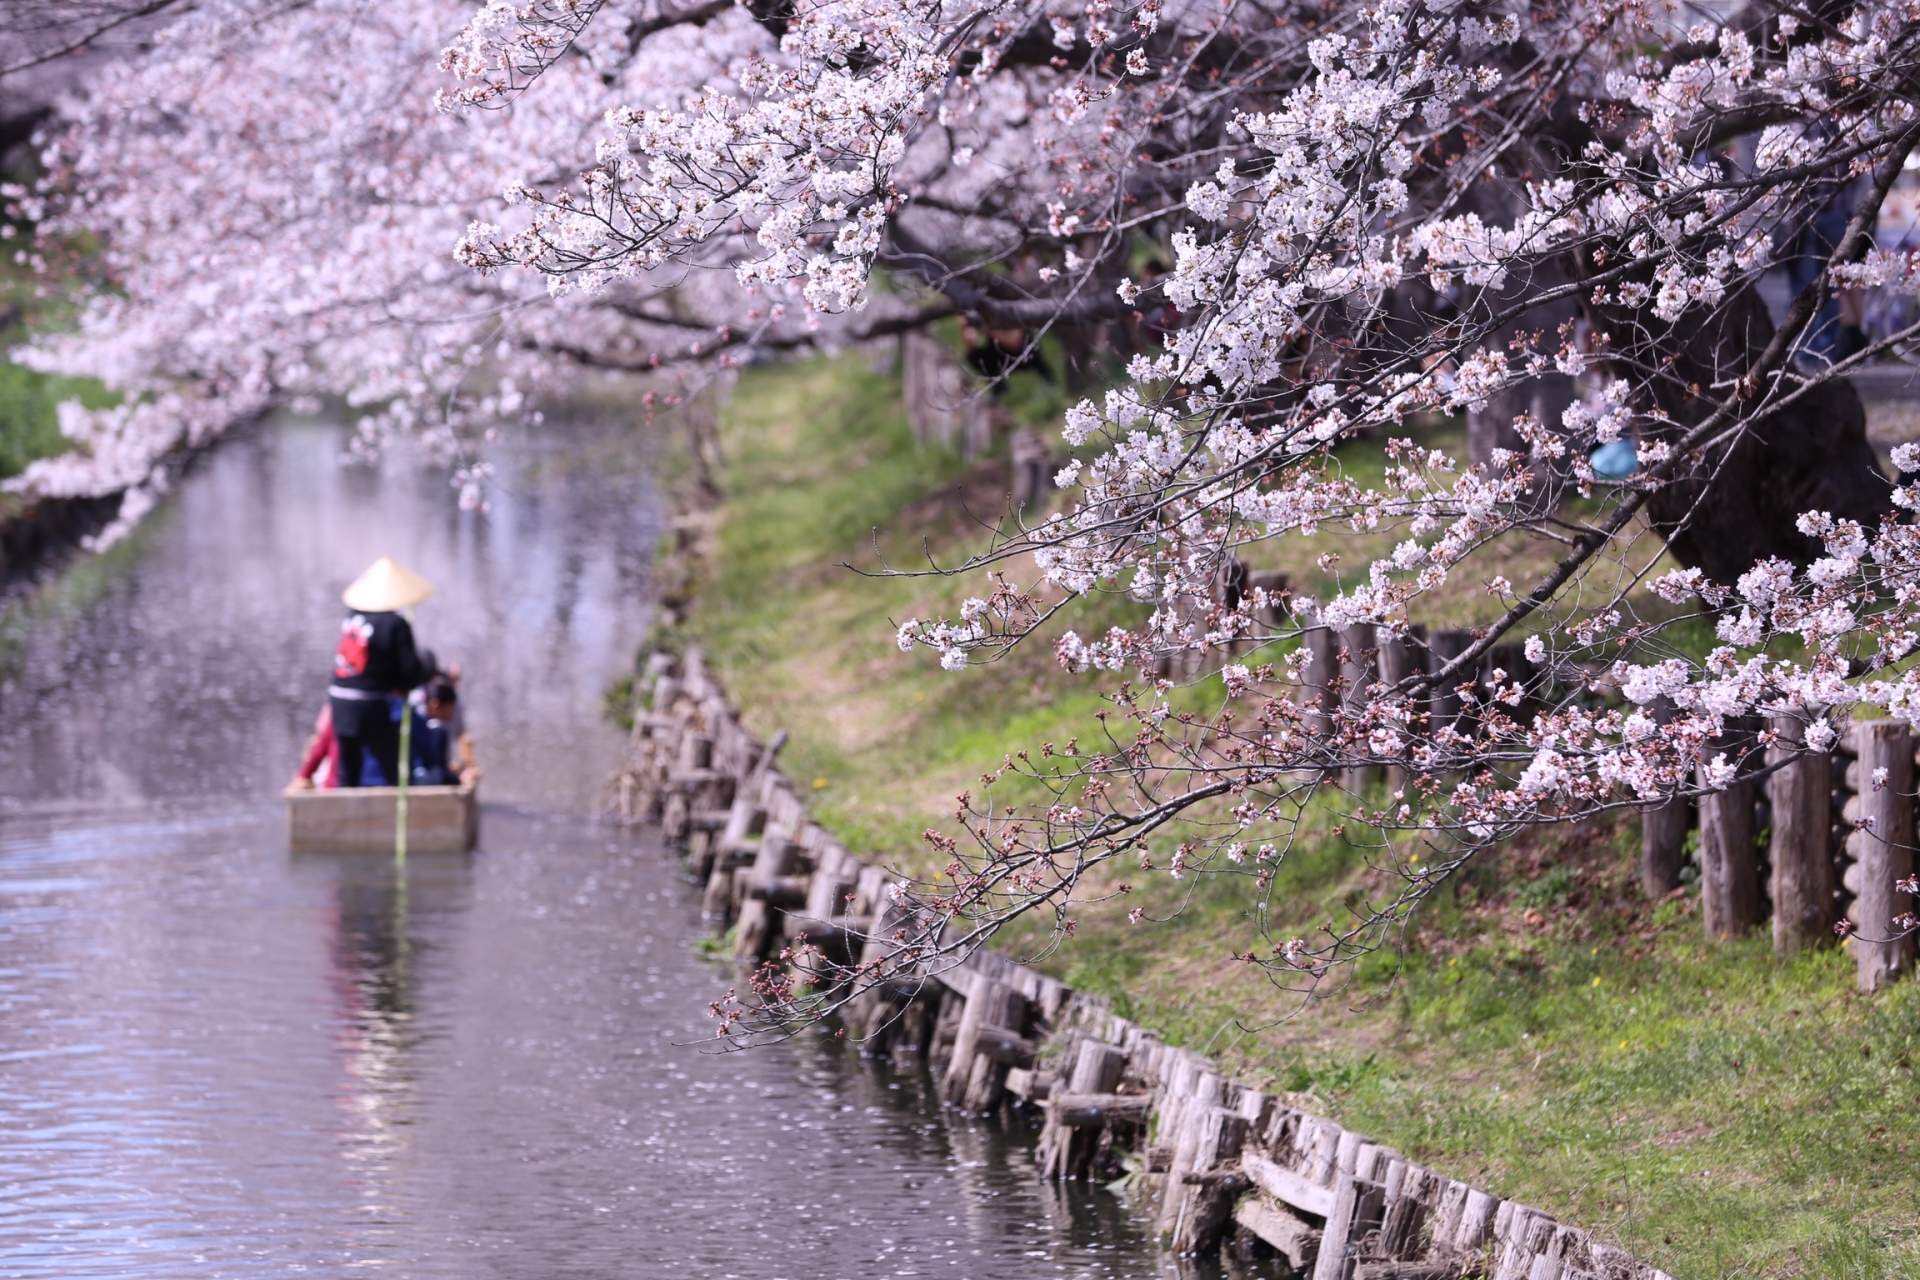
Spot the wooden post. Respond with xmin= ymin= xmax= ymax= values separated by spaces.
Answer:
xmin=1300 ymin=626 xmax=1340 ymax=737
xmin=1454 ymin=1188 xmax=1499 ymax=1253
xmin=1246 ymin=570 xmax=1289 ymax=638
xmin=1340 ymin=623 xmax=1380 ymax=793
xmin=1153 ymin=1066 xmax=1222 ymax=1234
xmin=1483 ymin=641 xmax=1534 ymax=729
xmin=1377 ymin=624 xmax=1427 ymax=794
xmin=1698 ymin=728 xmax=1763 ymax=941
xmin=395 ymin=690 xmax=412 ymax=867
xmin=1167 ymin=1105 xmax=1249 ymax=1255
xmin=732 ymin=823 xmax=796 ymax=962
xmin=1425 ymin=628 xmax=1473 ymax=737
xmin=944 ymin=976 xmax=1026 ymax=1112
xmin=1847 ymin=720 xmax=1915 ymax=991
xmin=1010 ymin=429 xmax=1052 ymax=514
xmin=1310 ymin=1171 xmax=1365 ymax=1280
xmin=1061 ymin=1039 xmax=1116 ymax=1091
xmin=700 ymin=861 xmax=735 ymax=920
xmin=1215 ymin=557 xmax=1251 ymax=659
xmin=1640 ymin=697 xmax=1688 ymax=899
xmin=1039 ymin=1039 xmax=1130 ymax=1179
xmin=1769 ymin=714 xmax=1836 ymax=956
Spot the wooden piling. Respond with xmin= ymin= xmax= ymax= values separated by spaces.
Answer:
xmin=1167 ymin=1105 xmax=1249 ymax=1254
xmin=1768 ymin=714 xmax=1836 ymax=956
xmin=1377 ymin=624 xmax=1428 ymax=794
xmin=1246 ymin=570 xmax=1290 ymax=637
xmin=733 ymin=822 xmax=797 ymax=962
xmin=1009 ymin=429 xmax=1053 ymax=514
xmin=1846 ymin=720 xmax=1915 ymax=990
xmin=1038 ymin=1038 xmax=1136 ymax=1179
xmin=1698 ymin=728 xmax=1764 ymax=941
xmin=1639 ymin=697 xmax=1688 ymax=899
xmin=1340 ymin=623 xmax=1381 ymax=793
xmin=621 ymin=644 xmax=1678 ymax=1280
xmin=942 ymin=975 xmax=1026 ymax=1112
xmin=1301 ymin=626 xmax=1340 ymax=737
xmin=1424 ymin=628 xmax=1473 ymax=737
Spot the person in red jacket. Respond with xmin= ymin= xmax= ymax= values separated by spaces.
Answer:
xmin=326 ymin=557 xmax=434 ymax=787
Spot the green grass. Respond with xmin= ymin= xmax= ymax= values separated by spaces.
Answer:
xmin=0 ymin=225 xmax=119 ymax=482
xmin=684 ymin=353 xmax=1117 ymax=857
xmin=677 ymin=352 xmax=1920 ymax=1279
xmin=0 ymin=357 xmax=103 ymax=480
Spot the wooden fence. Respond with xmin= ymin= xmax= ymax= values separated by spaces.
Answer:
xmin=1669 ymin=714 xmax=1916 ymax=990
xmin=603 ymin=648 xmax=1679 ymax=1280
xmin=1169 ymin=566 xmax=1918 ymax=996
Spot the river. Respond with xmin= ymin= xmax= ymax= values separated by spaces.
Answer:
xmin=0 ymin=414 xmax=1195 ymax=1278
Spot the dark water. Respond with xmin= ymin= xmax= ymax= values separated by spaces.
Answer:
xmin=0 ymin=417 xmax=1177 ymax=1278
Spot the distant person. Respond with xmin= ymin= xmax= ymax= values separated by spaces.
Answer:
xmin=963 ymin=321 xmax=1054 ymax=391
xmin=288 ymin=703 xmax=340 ymax=790
xmin=328 ymin=556 xmax=434 ymax=788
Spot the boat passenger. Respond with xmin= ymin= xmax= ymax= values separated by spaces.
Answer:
xmin=409 ymin=678 xmax=461 ymax=786
xmin=288 ymin=703 xmax=340 ymax=790
xmin=328 ymin=556 xmax=434 ymax=788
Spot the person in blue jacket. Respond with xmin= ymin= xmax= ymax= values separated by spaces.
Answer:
xmin=409 ymin=678 xmax=461 ymax=786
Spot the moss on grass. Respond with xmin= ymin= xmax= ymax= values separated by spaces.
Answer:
xmin=686 ymin=353 xmax=1920 ymax=1280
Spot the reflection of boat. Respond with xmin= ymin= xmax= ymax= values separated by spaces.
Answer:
xmin=283 ymin=781 xmax=479 ymax=852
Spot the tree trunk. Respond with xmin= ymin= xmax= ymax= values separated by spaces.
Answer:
xmin=1632 ymin=286 xmax=1892 ymax=583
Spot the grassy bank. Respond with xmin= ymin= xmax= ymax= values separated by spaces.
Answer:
xmin=0 ymin=250 xmax=116 ymax=484
xmin=682 ymin=353 xmax=1920 ymax=1280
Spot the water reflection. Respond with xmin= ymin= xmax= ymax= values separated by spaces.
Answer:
xmin=0 ymin=415 xmax=1199 ymax=1277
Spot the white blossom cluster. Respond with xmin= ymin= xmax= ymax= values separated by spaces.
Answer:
xmin=5 ymin=0 xmax=901 ymax=532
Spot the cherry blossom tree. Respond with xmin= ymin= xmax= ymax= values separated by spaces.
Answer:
xmin=0 ymin=0 xmax=926 ymax=539
xmin=441 ymin=0 xmax=1917 ymax=1013
xmin=14 ymin=0 xmax=1920 ymax=1011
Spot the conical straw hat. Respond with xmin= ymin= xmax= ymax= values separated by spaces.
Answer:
xmin=342 ymin=556 xmax=434 ymax=613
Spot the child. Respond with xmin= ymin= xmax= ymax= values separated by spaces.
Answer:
xmin=409 ymin=678 xmax=461 ymax=786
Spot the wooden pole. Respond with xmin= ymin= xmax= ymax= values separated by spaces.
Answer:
xmin=1640 ymin=697 xmax=1687 ymax=899
xmin=1848 ymin=720 xmax=1915 ymax=991
xmin=1698 ymin=721 xmax=1765 ymax=940
xmin=1768 ymin=714 xmax=1836 ymax=956
xmin=1376 ymin=625 xmax=1427 ymax=795
xmin=395 ymin=700 xmax=411 ymax=866
xmin=1339 ymin=623 xmax=1378 ymax=793
xmin=1300 ymin=626 xmax=1339 ymax=737
xmin=394 ymin=597 xmax=414 ymax=867
xmin=1424 ymin=628 xmax=1472 ymax=736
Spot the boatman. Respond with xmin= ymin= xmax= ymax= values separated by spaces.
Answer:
xmin=328 ymin=556 xmax=434 ymax=788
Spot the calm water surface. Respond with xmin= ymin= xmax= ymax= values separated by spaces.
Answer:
xmin=0 ymin=417 xmax=1184 ymax=1278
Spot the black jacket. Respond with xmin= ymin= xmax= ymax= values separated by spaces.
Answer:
xmin=330 ymin=611 xmax=428 ymax=694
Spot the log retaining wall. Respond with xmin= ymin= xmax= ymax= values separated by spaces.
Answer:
xmin=604 ymin=647 xmax=1679 ymax=1280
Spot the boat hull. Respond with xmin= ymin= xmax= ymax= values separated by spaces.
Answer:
xmin=284 ymin=783 xmax=479 ymax=852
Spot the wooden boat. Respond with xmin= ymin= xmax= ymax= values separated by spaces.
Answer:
xmin=283 ymin=780 xmax=479 ymax=852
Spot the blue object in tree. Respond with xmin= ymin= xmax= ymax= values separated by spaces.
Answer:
xmin=1590 ymin=439 xmax=1639 ymax=480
